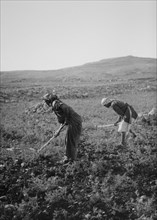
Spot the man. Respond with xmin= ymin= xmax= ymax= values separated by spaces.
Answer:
xmin=101 ymin=97 xmax=138 ymax=146
xmin=43 ymin=93 xmax=82 ymax=162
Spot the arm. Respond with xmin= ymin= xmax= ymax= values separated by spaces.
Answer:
xmin=53 ymin=101 xmax=70 ymax=137
xmin=60 ymin=103 xmax=70 ymax=125
xmin=37 ymin=122 xmax=66 ymax=153
xmin=114 ymin=116 xmax=122 ymax=126
xmin=111 ymin=102 xmax=124 ymax=126
xmin=54 ymin=122 xmax=66 ymax=137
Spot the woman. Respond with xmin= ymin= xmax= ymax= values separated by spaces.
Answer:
xmin=101 ymin=97 xmax=138 ymax=146
xmin=43 ymin=93 xmax=82 ymax=162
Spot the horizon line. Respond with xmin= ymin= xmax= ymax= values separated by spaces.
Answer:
xmin=1 ymin=55 xmax=156 ymax=73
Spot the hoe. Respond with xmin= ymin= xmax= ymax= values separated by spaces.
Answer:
xmin=29 ymin=123 xmax=115 ymax=154
xmin=6 ymin=125 xmax=65 ymax=158
xmin=29 ymin=123 xmax=65 ymax=154
xmin=96 ymin=123 xmax=115 ymax=128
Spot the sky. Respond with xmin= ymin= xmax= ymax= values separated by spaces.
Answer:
xmin=1 ymin=0 xmax=156 ymax=71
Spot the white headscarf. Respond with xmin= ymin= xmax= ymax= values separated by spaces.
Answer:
xmin=101 ymin=97 xmax=112 ymax=106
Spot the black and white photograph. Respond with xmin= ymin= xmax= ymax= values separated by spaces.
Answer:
xmin=0 ymin=0 xmax=156 ymax=219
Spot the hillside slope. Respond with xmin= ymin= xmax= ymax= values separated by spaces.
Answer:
xmin=1 ymin=56 xmax=156 ymax=83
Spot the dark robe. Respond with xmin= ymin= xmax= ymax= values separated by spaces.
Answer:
xmin=52 ymin=100 xmax=82 ymax=160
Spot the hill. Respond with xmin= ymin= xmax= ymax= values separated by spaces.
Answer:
xmin=1 ymin=56 xmax=156 ymax=84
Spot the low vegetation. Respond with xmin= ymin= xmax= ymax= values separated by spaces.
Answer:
xmin=0 ymin=56 xmax=156 ymax=219
xmin=0 ymin=114 xmax=157 ymax=220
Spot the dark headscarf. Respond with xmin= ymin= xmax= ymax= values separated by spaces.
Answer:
xmin=43 ymin=93 xmax=58 ymax=106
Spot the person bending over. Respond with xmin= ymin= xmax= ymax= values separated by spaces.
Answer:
xmin=43 ymin=93 xmax=82 ymax=162
xmin=101 ymin=97 xmax=138 ymax=146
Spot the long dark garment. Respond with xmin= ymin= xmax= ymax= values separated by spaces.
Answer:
xmin=52 ymin=100 xmax=82 ymax=161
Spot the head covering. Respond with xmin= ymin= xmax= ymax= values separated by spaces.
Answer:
xmin=101 ymin=97 xmax=112 ymax=106
xmin=43 ymin=93 xmax=58 ymax=103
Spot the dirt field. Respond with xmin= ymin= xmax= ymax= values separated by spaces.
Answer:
xmin=0 ymin=56 xmax=157 ymax=220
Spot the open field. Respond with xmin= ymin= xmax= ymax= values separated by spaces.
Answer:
xmin=0 ymin=56 xmax=157 ymax=219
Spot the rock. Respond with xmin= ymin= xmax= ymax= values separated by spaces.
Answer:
xmin=148 ymin=107 xmax=157 ymax=116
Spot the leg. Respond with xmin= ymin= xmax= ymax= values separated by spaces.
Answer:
xmin=65 ymin=120 xmax=82 ymax=161
xmin=118 ymin=120 xmax=127 ymax=146
xmin=67 ymin=135 xmax=80 ymax=161
xmin=121 ymin=132 xmax=126 ymax=146
xmin=65 ymin=127 xmax=78 ymax=161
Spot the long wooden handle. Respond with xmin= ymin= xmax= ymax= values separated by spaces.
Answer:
xmin=96 ymin=124 xmax=115 ymax=128
xmin=37 ymin=135 xmax=56 ymax=153
xmin=37 ymin=125 xmax=65 ymax=153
